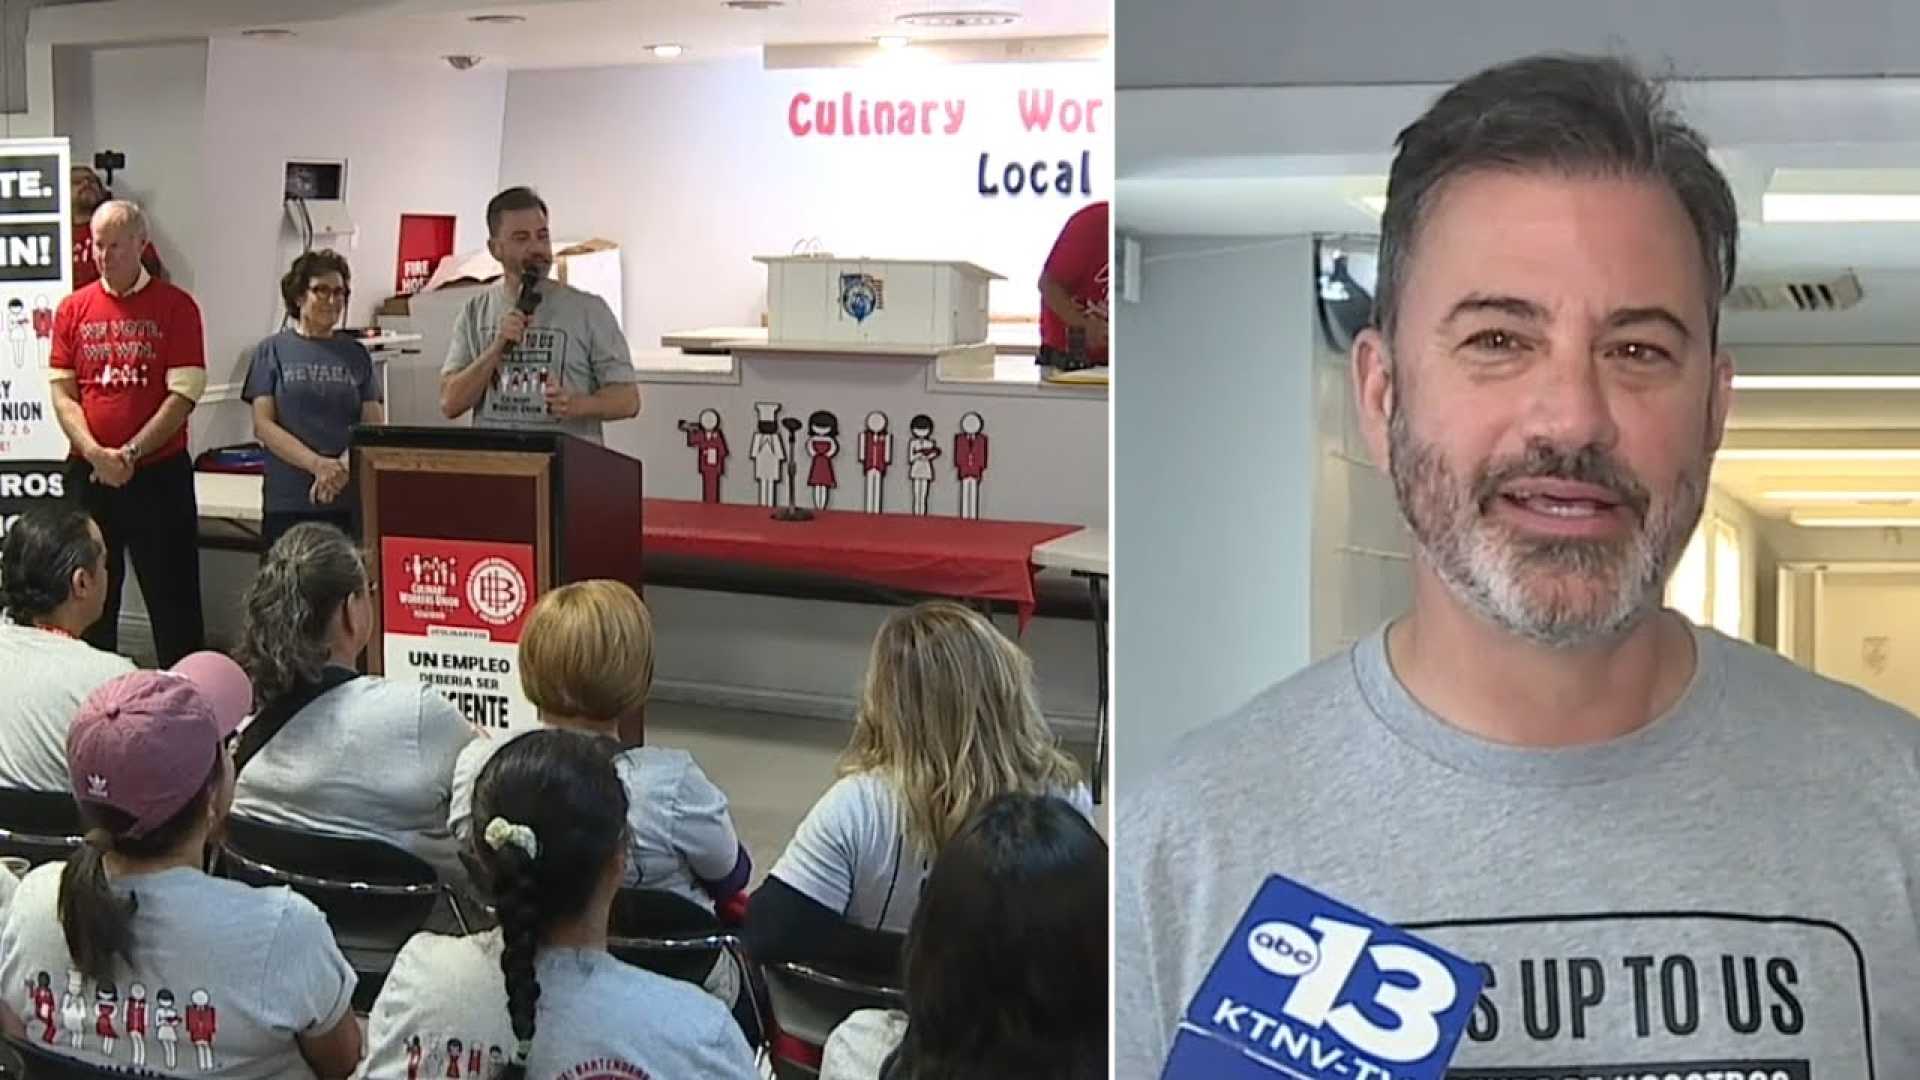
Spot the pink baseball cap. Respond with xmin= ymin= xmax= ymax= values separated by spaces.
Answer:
xmin=67 ymin=652 xmax=252 ymax=838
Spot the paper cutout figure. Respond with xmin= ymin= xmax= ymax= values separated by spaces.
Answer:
xmin=807 ymin=409 xmax=840 ymax=510
xmin=26 ymin=970 xmax=55 ymax=1044
xmin=908 ymin=414 xmax=940 ymax=516
xmin=445 ymin=1037 xmax=463 ymax=1077
xmin=155 ymin=988 xmax=180 ymax=1068
xmin=954 ymin=411 xmax=989 ymax=519
xmin=467 ymin=1041 xmax=483 ymax=1076
xmin=95 ymin=982 xmax=118 ymax=1057
xmin=31 ymin=296 xmax=51 ymax=366
xmin=751 ymin=402 xmax=787 ymax=507
xmin=126 ymin=983 xmax=149 ymax=1067
xmin=60 ymin=969 xmax=86 ymax=1050
xmin=407 ymin=1036 xmax=423 ymax=1080
xmin=859 ymin=411 xmax=892 ymax=514
xmin=187 ymin=987 xmax=216 ymax=1071
xmin=679 ymin=409 xmax=729 ymax=503
xmin=7 ymin=299 xmax=26 ymax=369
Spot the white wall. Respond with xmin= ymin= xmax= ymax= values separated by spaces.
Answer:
xmin=52 ymin=42 xmax=208 ymax=289
xmin=191 ymin=39 xmax=507 ymax=451
xmin=498 ymin=56 xmax=1110 ymax=353
xmin=1814 ymin=572 xmax=1920 ymax=715
xmin=1115 ymin=235 xmax=1318 ymax=794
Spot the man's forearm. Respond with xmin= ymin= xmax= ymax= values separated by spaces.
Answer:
xmin=50 ymin=386 xmax=102 ymax=458
xmin=584 ymin=382 xmax=640 ymax=420
xmin=440 ymin=340 xmax=505 ymax=417
xmin=126 ymin=394 xmax=194 ymax=458
xmin=1040 ymin=277 xmax=1097 ymax=330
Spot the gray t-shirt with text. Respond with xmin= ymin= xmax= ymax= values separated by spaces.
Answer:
xmin=1116 ymin=621 xmax=1920 ymax=1078
xmin=440 ymin=281 xmax=635 ymax=444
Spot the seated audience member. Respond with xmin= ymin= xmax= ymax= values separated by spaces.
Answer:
xmin=747 ymin=601 xmax=1090 ymax=978
xmin=243 ymin=250 xmax=385 ymax=547
xmin=360 ymin=729 xmax=756 ymax=1078
xmin=821 ymin=793 xmax=1107 ymax=1080
xmin=0 ymin=506 xmax=133 ymax=790
xmin=232 ymin=522 xmax=474 ymax=885
xmin=0 ymin=655 xmax=361 ymax=1078
xmin=448 ymin=580 xmax=751 ymax=1002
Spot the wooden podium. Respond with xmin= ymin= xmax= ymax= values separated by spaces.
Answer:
xmin=353 ymin=426 xmax=643 ymax=741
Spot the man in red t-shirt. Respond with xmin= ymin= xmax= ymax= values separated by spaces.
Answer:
xmin=70 ymin=167 xmax=166 ymax=291
xmin=48 ymin=200 xmax=206 ymax=665
xmin=1038 ymin=200 xmax=1110 ymax=367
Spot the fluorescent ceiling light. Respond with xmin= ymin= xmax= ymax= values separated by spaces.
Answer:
xmin=1789 ymin=513 xmax=1920 ymax=528
xmin=1762 ymin=193 xmax=1920 ymax=223
xmin=1354 ymin=195 xmax=1387 ymax=216
xmin=876 ymin=35 xmax=911 ymax=49
xmin=898 ymin=9 xmax=1020 ymax=27
xmin=1733 ymin=375 xmax=1920 ymax=391
xmin=1763 ymin=490 xmax=1920 ymax=503
xmin=650 ymin=44 xmax=684 ymax=58
xmin=1718 ymin=448 xmax=1920 ymax=462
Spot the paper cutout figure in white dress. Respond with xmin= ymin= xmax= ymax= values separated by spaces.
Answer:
xmin=60 ymin=969 xmax=87 ymax=1051
xmin=7 ymin=299 xmax=27 ymax=370
xmin=908 ymin=413 xmax=940 ymax=516
xmin=859 ymin=411 xmax=891 ymax=513
xmin=155 ymin=988 xmax=180 ymax=1068
xmin=954 ymin=411 xmax=989 ymax=519
xmin=750 ymin=402 xmax=787 ymax=507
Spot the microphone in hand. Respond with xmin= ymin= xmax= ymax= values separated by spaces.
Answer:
xmin=516 ymin=266 xmax=545 ymax=316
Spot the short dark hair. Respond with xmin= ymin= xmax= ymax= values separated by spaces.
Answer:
xmin=1 ymin=506 xmax=101 ymax=625
xmin=487 ymin=187 xmax=549 ymax=238
xmin=279 ymin=249 xmax=352 ymax=321
xmin=1375 ymin=53 xmax=1738 ymax=347
xmin=886 ymin=793 xmax=1108 ymax=1079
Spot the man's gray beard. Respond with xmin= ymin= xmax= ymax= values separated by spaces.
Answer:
xmin=1387 ymin=403 xmax=1706 ymax=649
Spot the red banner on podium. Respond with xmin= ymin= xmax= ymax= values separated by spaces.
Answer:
xmin=381 ymin=535 xmax=538 ymax=734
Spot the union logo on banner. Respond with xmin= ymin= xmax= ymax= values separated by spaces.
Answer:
xmin=839 ymin=272 xmax=883 ymax=323
xmin=381 ymin=536 xmax=537 ymax=642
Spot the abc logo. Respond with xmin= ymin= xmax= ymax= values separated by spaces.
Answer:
xmin=1247 ymin=921 xmax=1319 ymax=978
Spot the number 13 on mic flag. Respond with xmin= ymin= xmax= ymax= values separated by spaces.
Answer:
xmin=1161 ymin=875 xmax=1484 ymax=1080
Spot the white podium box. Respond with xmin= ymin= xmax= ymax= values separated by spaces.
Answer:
xmin=754 ymin=256 xmax=1002 ymax=348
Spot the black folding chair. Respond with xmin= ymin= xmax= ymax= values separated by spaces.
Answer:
xmin=607 ymin=887 xmax=766 ymax=1048
xmin=763 ymin=960 xmax=906 ymax=1080
xmin=2 ymin=1033 xmax=132 ymax=1077
xmin=216 ymin=816 xmax=468 ymax=1013
xmin=0 ymin=788 xmax=84 ymax=867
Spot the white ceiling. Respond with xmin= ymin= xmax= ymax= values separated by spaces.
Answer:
xmin=32 ymin=0 xmax=1109 ymax=69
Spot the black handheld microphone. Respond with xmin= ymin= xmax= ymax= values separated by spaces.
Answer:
xmin=516 ymin=267 xmax=544 ymax=316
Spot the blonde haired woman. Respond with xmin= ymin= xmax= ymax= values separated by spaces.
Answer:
xmin=447 ymin=581 xmax=752 ymax=1011
xmin=747 ymin=601 xmax=1088 ymax=976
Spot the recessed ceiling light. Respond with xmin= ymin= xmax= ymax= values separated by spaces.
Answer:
xmin=1732 ymin=375 xmax=1920 ymax=391
xmin=897 ymin=9 xmax=1021 ymax=28
xmin=467 ymin=14 xmax=527 ymax=25
xmin=241 ymin=28 xmax=296 ymax=39
xmin=1788 ymin=513 xmax=1920 ymax=528
xmin=650 ymin=44 xmax=685 ymax=58
xmin=875 ymin=35 xmax=911 ymax=50
xmin=1764 ymin=491 xmax=1920 ymax=503
xmin=724 ymin=0 xmax=785 ymax=9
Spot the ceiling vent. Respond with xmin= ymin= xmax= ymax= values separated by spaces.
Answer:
xmin=1724 ymin=271 xmax=1864 ymax=313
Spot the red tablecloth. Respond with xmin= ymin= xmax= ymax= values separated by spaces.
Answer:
xmin=642 ymin=499 xmax=1080 ymax=625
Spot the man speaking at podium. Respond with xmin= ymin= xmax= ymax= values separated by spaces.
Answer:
xmin=1118 ymin=55 xmax=1920 ymax=1077
xmin=440 ymin=187 xmax=640 ymax=443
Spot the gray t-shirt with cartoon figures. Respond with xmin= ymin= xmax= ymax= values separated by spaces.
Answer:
xmin=355 ymin=928 xmax=756 ymax=1080
xmin=0 ymin=864 xmax=355 ymax=1079
xmin=440 ymin=281 xmax=636 ymax=445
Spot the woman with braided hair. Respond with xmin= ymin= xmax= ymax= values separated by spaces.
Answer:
xmin=359 ymin=728 xmax=756 ymax=1079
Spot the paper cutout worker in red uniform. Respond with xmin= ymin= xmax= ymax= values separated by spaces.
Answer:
xmin=859 ymin=411 xmax=891 ymax=513
xmin=186 ymin=988 xmax=216 ymax=1071
xmin=806 ymin=409 xmax=841 ymax=511
xmin=679 ymin=408 xmax=729 ymax=503
xmin=954 ymin=411 xmax=989 ymax=519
